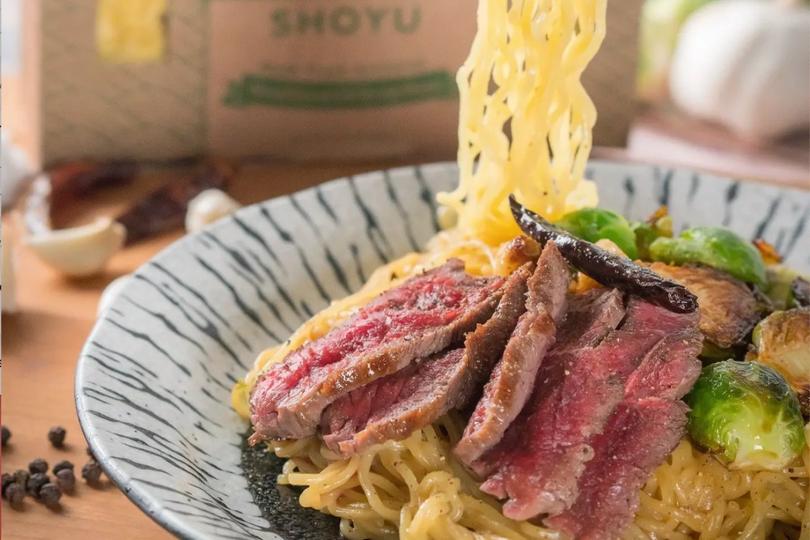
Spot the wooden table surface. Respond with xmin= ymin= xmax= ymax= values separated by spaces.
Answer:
xmin=1 ymin=154 xmax=807 ymax=539
xmin=0 ymin=160 xmax=410 ymax=540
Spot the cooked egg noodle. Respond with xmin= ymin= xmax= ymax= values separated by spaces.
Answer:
xmin=438 ymin=0 xmax=605 ymax=245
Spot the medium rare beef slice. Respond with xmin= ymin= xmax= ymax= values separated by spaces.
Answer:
xmin=545 ymin=398 xmax=689 ymax=540
xmin=467 ymin=289 xmax=626 ymax=480
xmin=250 ymin=259 xmax=505 ymax=442
xmin=322 ymin=349 xmax=465 ymax=454
xmin=322 ymin=262 xmax=533 ymax=456
xmin=624 ymin=325 xmax=703 ymax=401
xmin=455 ymin=243 xmax=570 ymax=465
xmin=542 ymin=320 xmax=702 ymax=538
xmin=554 ymin=288 xmax=626 ymax=351
xmin=646 ymin=262 xmax=761 ymax=348
xmin=477 ymin=299 xmax=698 ymax=520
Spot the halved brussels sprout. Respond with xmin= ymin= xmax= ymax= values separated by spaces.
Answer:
xmin=685 ymin=360 xmax=805 ymax=470
xmin=764 ymin=266 xmax=810 ymax=311
xmin=632 ymin=206 xmax=673 ymax=260
xmin=751 ymin=308 xmax=810 ymax=414
xmin=556 ymin=208 xmax=639 ymax=259
xmin=649 ymin=227 xmax=767 ymax=287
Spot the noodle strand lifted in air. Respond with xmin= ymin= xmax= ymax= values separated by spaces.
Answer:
xmin=439 ymin=0 xmax=606 ymax=245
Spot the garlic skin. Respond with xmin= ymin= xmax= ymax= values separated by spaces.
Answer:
xmin=669 ymin=0 xmax=810 ymax=140
xmin=185 ymin=189 xmax=241 ymax=233
xmin=26 ymin=217 xmax=126 ymax=277
xmin=97 ymin=274 xmax=132 ymax=316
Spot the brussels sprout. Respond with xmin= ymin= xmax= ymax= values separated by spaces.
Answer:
xmin=649 ymin=227 xmax=767 ymax=287
xmin=751 ymin=308 xmax=810 ymax=414
xmin=632 ymin=206 xmax=673 ymax=260
xmin=686 ymin=360 xmax=805 ymax=470
xmin=763 ymin=266 xmax=809 ymax=310
xmin=556 ymin=208 xmax=638 ymax=259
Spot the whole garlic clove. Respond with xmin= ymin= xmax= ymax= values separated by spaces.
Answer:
xmin=25 ymin=217 xmax=126 ymax=277
xmin=97 ymin=274 xmax=132 ymax=316
xmin=185 ymin=189 xmax=241 ymax=233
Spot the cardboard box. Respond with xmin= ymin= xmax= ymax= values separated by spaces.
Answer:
xmin=4 ymin=0 xmax=640 ymax=167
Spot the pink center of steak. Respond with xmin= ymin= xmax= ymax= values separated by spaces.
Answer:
xmin=249 ymin=259 xmax=505 ymax=442
xmin=321 ymin=263 xmax=534 ymax=456
xmin=477 ymin=298 xmax=700 ymax=521
xmin=455 ymin=242 xmax=570 ymax=466
xmin=544 ymin=399 xmax=689 ymax=540
xmin=321 ymin=349 xmax=466 ymax=455
xmin=545 ymin=323 xmax=702 ymax=539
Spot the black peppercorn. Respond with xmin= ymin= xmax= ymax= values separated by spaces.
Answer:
xmin=39 ymin=483 xmax=62 ymax=508
xmin=1 ymin=425 xmax=10 ymax=447
xmin=6 ymin=482 xmax=25 ymax=508
xmin=27 ymin=472 xmax=50 ymax=497
xmin=48 ymin=426 xmax=67 ymax=448
xmin=13 ymin=469 xmax=30 ymax=490
xmin=81 ymin=460 xmax=103 ymax=485
xmin=1 ymin=473 xmax=13 ymax=498
xmin=28 ymin=458 xmax=49 ymax=474
xmin=52 ymin=460 xmax=74 ymax=474
xmin=55 ymin=469 xmax=76 ymax=493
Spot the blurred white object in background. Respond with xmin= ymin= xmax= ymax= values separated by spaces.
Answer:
xmin=1 ymin=132 xmax=33 ymax=210
xmin=185 ymin=189 xmax=241 ymax=233
xmin=97 ymin=274 xmax=131 ymax=316
xmin=636 ymin=0 xmax=715 ymax=101
xmin=669 ymin=0 xmax=810 ymax=140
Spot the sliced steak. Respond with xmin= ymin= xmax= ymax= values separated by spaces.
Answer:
xmin=646 ymin=262 xmax=761 ymax=348
xmin=321 ymin=263 xmax=533 ymax=456
xmin=468 ymin=287 xmax=626 ymax=480
xmin=322 ymin=349 xmax=465 ymax=454
xmin=543 ymin=318 xmax=702 ymax=538
xmin=477 ymin=300 xmax=699 ymax=520
xmin=249 ymin=259 xmax=504 ymax=443
xmin=454 ymin=243 xmax=570 ymax=465
xmin=545 ymin=399 xmax=688 ymax=540
xmin=554 ymin=288 xmax=626 ymax=351
xmin=624 ymin=326 xmax=703 ymax=401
